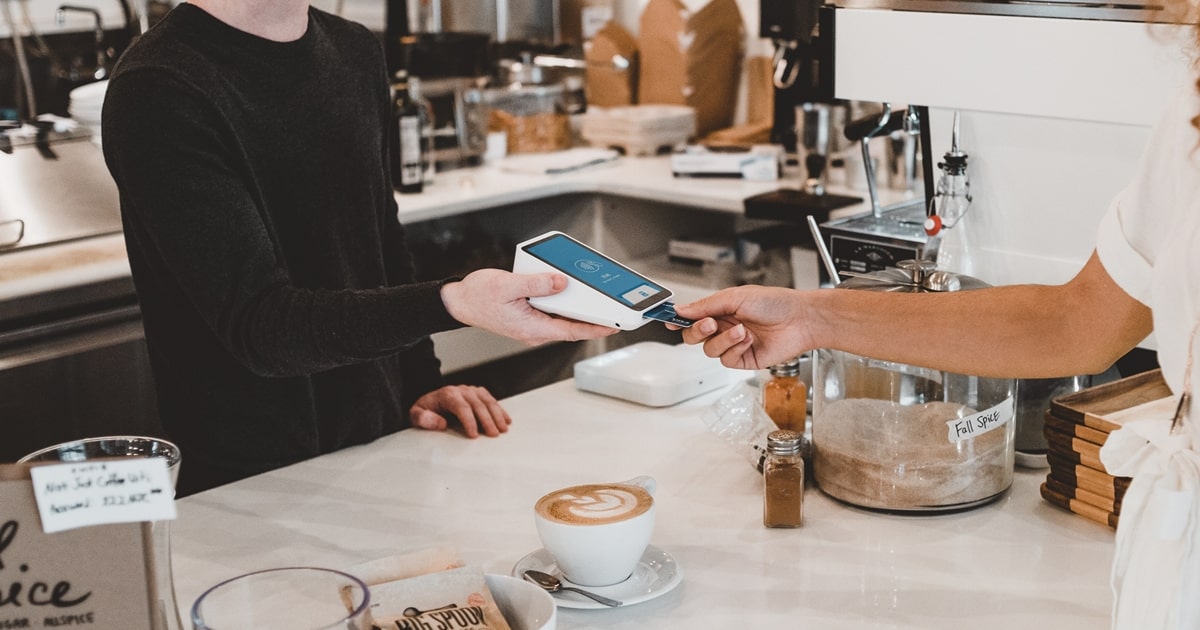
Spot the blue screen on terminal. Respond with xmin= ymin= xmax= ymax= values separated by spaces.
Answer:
xmin=523 ymin=234 xmax=670 ymax=310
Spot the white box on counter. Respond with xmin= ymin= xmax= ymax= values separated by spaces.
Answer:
xmin=573 ymin=341 xmax=733 ymax=407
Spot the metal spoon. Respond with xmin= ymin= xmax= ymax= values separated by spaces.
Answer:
xmin=523 ymin=570 xmax=623 ymax=607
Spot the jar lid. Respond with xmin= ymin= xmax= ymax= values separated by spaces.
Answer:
xmin=839 ymin=259 xmax=990 ymax=293
xmin=769 ymin=358 xmax=802 ymax=377
xmin=767 ymin=429 xmax=803 ymax=454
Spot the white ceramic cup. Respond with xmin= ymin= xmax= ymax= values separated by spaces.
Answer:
xmin=533 ymin=476 xmax=656 ymax=587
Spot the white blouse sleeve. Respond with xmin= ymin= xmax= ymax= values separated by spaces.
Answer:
xmin=1096 ymin=82 xmax=1200 ymax=308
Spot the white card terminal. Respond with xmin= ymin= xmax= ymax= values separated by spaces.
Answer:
xmin=574 ymin=341 xmax=733 ymax=407
xmin=513 ymin=231 xmax=674 ymax=330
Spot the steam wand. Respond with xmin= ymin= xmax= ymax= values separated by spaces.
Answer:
xmin=56 ymin=4 xmax=109 ymax=80
xmin=843 ymin=104 xmax=922 ymax=218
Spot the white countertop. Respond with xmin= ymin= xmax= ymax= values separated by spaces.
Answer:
xmin=0 ymin=233 xmax=130 ymax=301
xmin=0 ymin=155 xmax=907 ymax=301
xmin=0 ymin=157 xmax=781 ymax=300
xmin=392 ymin=156 xmax=790 ymax=223
xmin=171 ymin=377 xmax=1115 ymax=629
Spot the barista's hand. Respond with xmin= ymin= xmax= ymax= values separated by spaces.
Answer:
xmin=441 ymin=269 xmax=618 ymax=345
xmin=410 ymin=385 xmax=512 ymax=438
xmin=674 ymin=285 xmax=812 ymax=370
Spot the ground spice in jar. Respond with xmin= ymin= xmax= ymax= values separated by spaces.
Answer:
xmin=763 ymin=429 xmax=805 ymax=528
xmin=763 ymin=358 xmax=807 ymax=433
xmin=814 ymin=398 xmax=1011 ymax=509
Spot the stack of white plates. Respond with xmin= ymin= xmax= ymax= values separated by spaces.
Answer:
xmin=68 ymin=80 xmax=108 ymax=146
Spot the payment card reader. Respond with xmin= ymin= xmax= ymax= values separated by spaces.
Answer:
xmin=513 ymin=231 xmax=693 ymax=330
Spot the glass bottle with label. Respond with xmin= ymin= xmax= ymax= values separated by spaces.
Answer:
xmin=763 ymin=358 xmax=807 ymax=433
xmin=393 ymin=72 xmax=423 ymax=194
xmin=931 ymin=112 xmax=975 ymax=276
xmin=408 ymin=76 xmax=436 ymax=187
xmin=763 ymin=429 xmax=804 ymax=528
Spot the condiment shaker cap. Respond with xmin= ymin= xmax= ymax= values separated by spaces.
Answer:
xmin=767 ymin=429 xmax=802 ymax=454
xmin=768 ymin=358 xmax=802 ymax=377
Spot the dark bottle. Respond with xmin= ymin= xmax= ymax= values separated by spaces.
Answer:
xmin=392 ymin=72 xmax=424 ymax=194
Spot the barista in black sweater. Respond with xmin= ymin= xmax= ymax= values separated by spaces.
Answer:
xmin=102 ymin=0 xmax=614 ymax=496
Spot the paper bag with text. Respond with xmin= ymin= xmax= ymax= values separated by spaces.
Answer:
xmin=364 ymin=566 xmax=510 ymax=630
xmin=0 ymin=464 xmax=155 ymax=630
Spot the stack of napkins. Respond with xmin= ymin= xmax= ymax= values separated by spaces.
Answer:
xmin=1040 ymin=369 xmax=1172 ymax=529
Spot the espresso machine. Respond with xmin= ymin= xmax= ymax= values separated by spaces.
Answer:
xmin=385 ymin=0 xmax=491 ymax=170
xmin=745 ymin=0 xmax=860 ymax=225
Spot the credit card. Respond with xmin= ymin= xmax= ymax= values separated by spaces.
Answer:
xmin=643 ymin=302 xmax=694 ymax=327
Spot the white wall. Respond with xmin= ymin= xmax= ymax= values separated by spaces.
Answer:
xmin=835 ymin=9 xmax=1194 ymax=287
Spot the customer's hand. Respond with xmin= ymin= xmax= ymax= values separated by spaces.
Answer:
xmin=410 ymin=385 xmax=512 ymax=438
xmin=674 ymin=285 xmax=812 ymax=370
xmin=440 ymin=269 xmax=619 ymax=345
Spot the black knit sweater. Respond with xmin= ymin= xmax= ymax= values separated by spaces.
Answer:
xmin=102 ymin=4 xmax=463 ymax=495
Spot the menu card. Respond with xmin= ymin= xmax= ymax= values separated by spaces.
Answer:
xmin=0 ymin=464 xmax=155 ymax=630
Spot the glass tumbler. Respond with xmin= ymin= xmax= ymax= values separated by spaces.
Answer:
xmin=19 ymin=435 xmax=183 ymax=630
xmin=191 ymin=567 xmax=370 ymax=630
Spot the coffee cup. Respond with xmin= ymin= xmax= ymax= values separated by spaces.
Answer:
xmin=533 ymin=476 xmax=656 ymax=587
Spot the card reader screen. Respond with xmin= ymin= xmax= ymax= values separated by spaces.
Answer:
xmin=522 ymin=233 xmax=671 ymax=311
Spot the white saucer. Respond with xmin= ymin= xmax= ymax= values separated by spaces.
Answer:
xmin=511 ymin=544 xmax=682 ymax=610
xmin=1015 ymin=450 xmax=1050 ymax=469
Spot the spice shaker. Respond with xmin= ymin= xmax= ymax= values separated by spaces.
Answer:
xmin=763 ymin=429 xmax=804 ymax=528
xmin=763 ymin=357 xmax=808 ymax=433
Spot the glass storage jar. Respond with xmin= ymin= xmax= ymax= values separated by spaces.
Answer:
xmin=812 ymin=260 xmax=1017 ymax=512
xmin=483 ymin=83 xmax=570 ymax=155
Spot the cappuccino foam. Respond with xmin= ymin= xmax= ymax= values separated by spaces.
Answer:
xmin=535 ymin=484 xmax=652 ymax=525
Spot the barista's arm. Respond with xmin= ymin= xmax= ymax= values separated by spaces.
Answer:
xmin=677 ymin=251 xmax=1152 ymax=378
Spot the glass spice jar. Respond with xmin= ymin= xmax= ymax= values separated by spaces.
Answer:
xmin=763 ymin=429 xmax=805 ymax=528
xmin=763 ymin=358 xmax=807 ymax=433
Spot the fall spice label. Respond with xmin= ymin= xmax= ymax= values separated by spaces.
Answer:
xmin=946 ymin=397 xmax=1015 ymax=443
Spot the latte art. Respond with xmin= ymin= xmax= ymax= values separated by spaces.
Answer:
xmin=535 ymin=483 xmax=653 ymax=525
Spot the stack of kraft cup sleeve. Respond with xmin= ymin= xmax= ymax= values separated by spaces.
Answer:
xmin=1038 ymin=369 xmax=1173 ymax=529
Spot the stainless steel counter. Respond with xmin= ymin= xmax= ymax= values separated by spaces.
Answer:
xmin=0 ymin=127 xmax=122 ymax=253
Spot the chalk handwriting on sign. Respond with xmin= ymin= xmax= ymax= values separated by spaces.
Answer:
xmin=0 ymin=520 xmax=92 ymax=610
xmin=29 ymin=459 xmax=176 ymax=534
xmin=945 ymin=397 xmax=1016 ymax=443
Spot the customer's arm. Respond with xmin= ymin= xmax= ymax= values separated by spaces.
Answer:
xmin=677 ymin=251 xmax=1152 ymax=378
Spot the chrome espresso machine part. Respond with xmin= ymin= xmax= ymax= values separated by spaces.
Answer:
xmin=814 ymin=104 xmax=936 ymax=280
